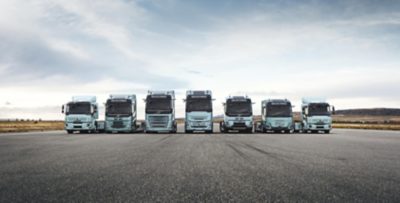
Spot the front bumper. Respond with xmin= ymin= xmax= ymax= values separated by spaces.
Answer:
xmin=186 ymin=121 xmax=212 ymax=131
xmin=65 ymin=122 xmax=95 ymax=131
xmin=308 ymin=124 xmax=331 ymax=130
xmin=226 ymin=122 xmax=252 ymax=130
xmin=265 ymin=126 xmax=292 ymax=131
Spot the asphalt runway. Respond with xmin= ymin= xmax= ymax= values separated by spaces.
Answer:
xmin=0 ymin=125 xmax=399 ymax=202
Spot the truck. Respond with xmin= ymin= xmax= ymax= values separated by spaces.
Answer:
xmin=219 ymin=96 xmax=253 ymax=133
xmin=62 ymin=96 xmax=100 ymax=134
xmin=184 ymin=90 xmax=213 ymax=133
xmin=144 ymin=91 xmax=177 ymax=133
xmin=105 ymin=94 xmax=137 ymax=133
xmin=297 ymin=98 xmax=335 ymax=134
xmin=254 ymin=99 xmax=294 ymax=133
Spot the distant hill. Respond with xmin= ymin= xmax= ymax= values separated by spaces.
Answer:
xmin=336 ymin=108 xmax=400 ymax=116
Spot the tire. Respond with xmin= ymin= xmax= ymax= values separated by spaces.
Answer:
xmin=284 ymin=130 xmax=291 ymax=134
xmin=205 ymin=130 xmax=213 ymax=134
xmin=219 ymin=122 xmax=226 ymax=133
xmin=324 ymin=130 xmax=330 ymax=134
xmin=311 ymin=130 xmax=319 ymax=134
xmin=67 ymin=130 xmax=73 ymax=134
xmin=185 ymin=130 xmax=193 ymax=133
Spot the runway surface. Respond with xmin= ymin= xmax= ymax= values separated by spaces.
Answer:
xmin=1 ymin=126 xmax=399 ymax=202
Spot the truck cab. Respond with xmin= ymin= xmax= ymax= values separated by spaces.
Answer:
xmin=62 ymin=96 xmax=99 ymax=134
xmin=144 ymin=91 xmax=177 ymax=133
xmin=220 ymin=96 xmax=253 ymax=133
xmin=184 ymin=90 xmax=213 ymax=133
xmin=300 ymin=98 xmax=335 ymax=133
xmin=105 ymin=94 xmax=137 ymax=133
xmin=255 ymin=99 xmax=294 ymax=133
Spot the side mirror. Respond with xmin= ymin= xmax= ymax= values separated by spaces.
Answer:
xmin=62 ymin=105 xmax=65 ymax=114
xmin=305 ymin=108 xmax=309 ymax=115
xmin=93 ymin=106 xmax=98 ymax=113
xmin=332 ymin=106 xmax=336 ymax=115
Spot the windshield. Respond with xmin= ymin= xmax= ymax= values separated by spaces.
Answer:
xmin=67 ymin=102 xmax=91 ymax=115
xmin=186 ymin=98 xmax=212 ymax=112
xmin=308 ymin=103 xmax=330 ymax=116
xmin=226 ymin=100 xmax=252 ymax=116
xmin=106 ymin=101 xmax=132 ymax=116
xmin=146 ymin=97 xmax=172 ymax=114
xmin=267 ymin=104 xmax=292 ymax=117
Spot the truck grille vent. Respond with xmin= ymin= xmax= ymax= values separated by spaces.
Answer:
xmin=233 ymin=122 xmax=246 ymax=127
xmin=112 ymin=121 xmax=125 ymax=128
xmin=148 ymin=116 xmax=169 ymax=128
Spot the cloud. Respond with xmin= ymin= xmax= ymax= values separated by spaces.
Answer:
xmin=0 ymin=0 xmax=188 ymax=90
xmin=1 ymin=0 xmax=400 ymax=119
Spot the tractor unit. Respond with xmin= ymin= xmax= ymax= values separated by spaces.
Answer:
xmin=184 ymin=90 xmax=213 ymax=133
xmin=255 ymin=99 xmax=294 ymax=133
xmin=144 ymin=91 xmax=177 ymax=133
xmin=105 ymin=94 xmax=137 ymax=133
xmin=62 ymin=96 xmax=101 ymax=134
xmin=220 ymin=96 xmax=253 ymax=133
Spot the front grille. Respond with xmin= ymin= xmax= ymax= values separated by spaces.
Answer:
xmin=74 ymin=125 xmax=82 ymax=128
xmin=73 ymin=121 xmax=82 ymax=124
xmin=233 ymin=122 xmax=246 ymax=127
xmin=193 ymin=117 xmax=207 ymax=121
xmin=148 ymin=116 xmax=169 ymax=128
xmin=112 ymin=121 xmax=125 ymax=128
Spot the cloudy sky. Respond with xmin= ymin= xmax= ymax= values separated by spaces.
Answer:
xmin=1 ymin=0 xmax=400 ymax=120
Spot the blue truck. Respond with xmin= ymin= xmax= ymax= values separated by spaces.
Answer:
xmin=105 ymin=94 xmax=137 ymax=133
xmin=296 ymin=98 xmax=335 ymax=134
xmin=220 ymin=96 xmax=253 ymax=133
xmin=144 ymin=91 xmax=177 ymax=133
xmin=254 ymin=99 xmax=294 ymax=133
xmin=184 ymin=90 xmax=213 ymax=133
xmin=62 ymin=96 xmax=100 ymax=134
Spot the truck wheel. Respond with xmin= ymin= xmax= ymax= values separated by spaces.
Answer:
xmin=284 ymin=130 xmax=291 ymax=134
xmin=185 ymin=130 xmax=193 ymax=133
xmin=219 ymin=122 xmax=226 ymax=133
xmin=205 ymin=130 xmax=213 ymax=134
xmin=67 ymin=130 xmax=73 ymax=134
xmin=311 ymin=130 xmax=318 ymax=134
xmin=324 ymin=130 xmax=330 ymax=134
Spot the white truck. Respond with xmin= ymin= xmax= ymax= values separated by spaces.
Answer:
xmin=296 ymin=98 xmax=335 ymax=134
xmin=62 ymin=96 xmax=103 ymax=134
xmin=219 ymin=96 xmax=253 ymax=133
xmin=105 ymin=94 xmax=138 ymax=133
